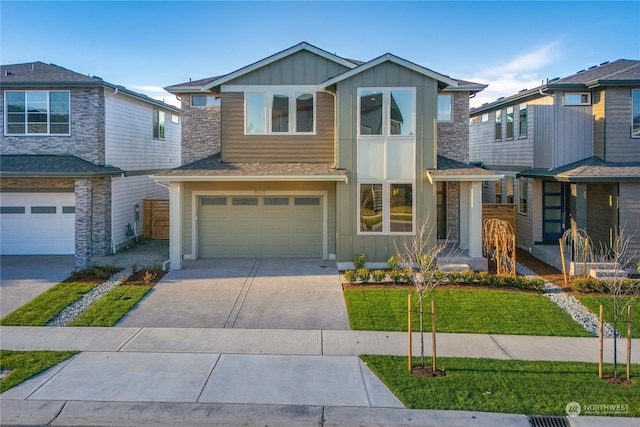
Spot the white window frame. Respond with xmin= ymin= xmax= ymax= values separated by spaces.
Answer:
xmin=4 ymin=90 xmax=70 ymax=136
xmin=632 ymin=89 xmax=640 ymax=139
xmin=358 ymin=180 xmax=415 ymax=236
xmin=153 ymin=109 xmax=165 ymax=140
xmin=518 ymin=103 xmax=527 ymax=139
xmin=242 ymin=88 xmax=316 ymax=136
xmin=505 ymin=106 xmax=514 ymax=140
xmin=357 ymin=87 xmax=416 ymax=138
xmin=518 ymin=178 xmax=528 ymax=215
xmin=481 ymin=113 xmax=489 ymax=122
xmin=564 ymin=92 xmax=591 ymax=106
xmin=191 ymin=95 xmax=220 ymax=107
xmin=437 ymin=94 xmax=453 ymax=122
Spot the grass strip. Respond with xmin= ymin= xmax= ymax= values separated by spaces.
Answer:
xmin=69 ymin=285 xmax=150 ymax=327
xmin=0 ymin=283 xmax=95 ymax=326
xmin=344 ymin=288 xmax=592 ymax=336
xmin=577 ymin=296 xmax=640 ymax=337
xmin=361 ymin=355 xmax=640 ymax=416
xmin=0 ymin=350 xmax=78 ymax=393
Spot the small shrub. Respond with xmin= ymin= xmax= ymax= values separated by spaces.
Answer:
xmin=418 ymin=254 xmax=435 ymax=270
xmin=357 ymin=268 xmax=371 ymax=283
xmin=461 ymin=270 xmax=476 ymax=284
xmin=142 ymin=270 xmax=156 ymax=286
xmin=500 ymin=275 xmax=518 ymax=288
xmin=344 ymin=270 xmax=359 ymax=284
xmin=476 ymin=271 xmax=491 ymax=286
xmin=354 ymin=253 xmax=366 ymax=270
xmin=573 ymin=277 xmax=606 ymax=293
xmin=526 ymin=277 xmax=546 ymax=290
xmin=371 ymin=269 xmax=387 ymax=284
xmin=447 ymin=271 xmax=463 ymax=284
xmin=402 ymin=268 xmax=414 ymax=284
xmin=389 ymin=268 xmax=405 ymax=284
xmin=387 ymin=255 xmax=400 ymax=271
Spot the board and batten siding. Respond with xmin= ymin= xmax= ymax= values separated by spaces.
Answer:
xmin=105 ymin=94 xmax=181 ymax=171
xmin=593 ymin=88 xmax=606 ymax=159
xmin=603 ymin=87 xmax=640 ymax=162
xmin=220 ymin=91 xmax=334 ymax=163
xmin=620 ymin=182 xmax=640 ymax=255
xmin=181 ymin=181 xmax=336 ymax=259
xmin=515 ymin=178 xmax=535 ymax=249
xmin=550 ymin=91 xmax=593 ymax=168
xmin=224 ymin=50 xmax=351 ymax=86
xmin=111 ymin=175 xmax=168 ymax=249
xmin=334 ymin=61 xmax=438 ymax=263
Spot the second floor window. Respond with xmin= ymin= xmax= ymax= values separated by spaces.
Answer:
xmin=495 ymin=110 xmax=502 ymax=141
xmin=519 ymin=103 xmax=527 ymax=138
xmin=506 ymin=177 xmax=514 ymax=203
xmin=506 ymin=106 xmax=514 ymax=139
xmin=5 ymin=90 xmax=70 ymax=135
xmin=632 ymin=89 xmax=640 ymax=138
xmin=564 ymin=92 xmax=591 ymax=106
xmin=495 ymin=180 xmax=502 ymax=203
xmin=437 ymin=94 xmax=452 ymax=122
xmin=245 ymin=91 xmax=315 ymax=135
xmin=359 ymin=88 xmax=415 ymax=136
xmin=153 ymin=110 xmax=165 ymax=139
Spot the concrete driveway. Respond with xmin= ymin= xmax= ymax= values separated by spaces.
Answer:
xmin=117 ymin=258 xmax=350 ymax=330
xmin=0 ymin=255 xmax=74 ymax=317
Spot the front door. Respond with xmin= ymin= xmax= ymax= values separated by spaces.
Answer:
xmin=542 ymin=181 xmax=565 ymax=241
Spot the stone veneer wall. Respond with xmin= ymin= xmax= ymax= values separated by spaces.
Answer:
xmin=437 ymin=91 xmax=469 ymax=163
xmin=180 ymin=95 xmax=221 ymax=164
xmin=0 ymin=87 xmax=106 ymax=165
xmin=446 ymin=182 xmax=460 ymax=242
xmin=74 ymin=177 xmax=112 ymax=268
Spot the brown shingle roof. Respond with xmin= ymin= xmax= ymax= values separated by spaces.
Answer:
xmin=0 ymin=155 xmax=123 ymax=177
xmin=425 ymin=156 xmax=502 ymax=180
xmin=518 ymin=157 xmax=640 ymax=182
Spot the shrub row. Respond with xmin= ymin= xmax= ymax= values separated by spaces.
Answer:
xmin=573 ymin=277 xmax=640 ymax=294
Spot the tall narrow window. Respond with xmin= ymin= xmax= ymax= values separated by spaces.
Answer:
xmin=390 ymin=90 xmax=414 ymax=135
xmin=271 ymin=94 xmax=289 ymax=132
xmin=390 ymin=183 xmax=413 ymax=232
xmin=519 ymin=103 xmax=527 ymax=138
xmin=632 ymin=89 xmax=640 ymax=138
xmin=153 ymin=110 xmax=165 ymax=139
xmin=437 ymin=182 xmax=447 ymax=239
xmin=245 ymin=93 xmax=265 ymax=134
xmin=506 ymin=177 xmax=514 ymax=203
xmin=360 ymin=183 xmax=383 ymax=232
xmin=495 ymin=110 xmax=502 ymax=141
xmin=296 ymin=93 xmax=314 ymax=133
xmin=495 ymin=180 xmax=502 ymax=203
xmin=506 ymin=106 xmax=514 ymax=139
xmin=437 ymin=94 xmax=452 ymax=122
xmin=360 ymin=90 xmax=383 ymax=135
xmin=518 ymin=179 xmax=528 ymax=215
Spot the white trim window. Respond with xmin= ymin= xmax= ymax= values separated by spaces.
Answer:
xmin=5 ymin=90 xmax=70 ymax=135
xmin=191 ymin=95 xmax=220 ymax=107
xmin=518 ymin=178 xmax=528 ymax=215
xmin=244 ymin=90 xmax=315 ymax=135
xmin=153 ymin=109 xmax=165 ymax=139
xmin=437 ymin=94 xmax=452 ymax=122
xmin=564 ymin=92 xmax=591 ymax=106
xmin=518 ymin=103 xmax=527 ymax=138
xmin=495 ymin=110 xmax=502 ymax=141
xmin=357 ymin=87 xmax=416 ymax=235
xmin=506 ymin=106 xmax=514 ymax=139
xmin=632 ymin=89 xmax=640 ymax=138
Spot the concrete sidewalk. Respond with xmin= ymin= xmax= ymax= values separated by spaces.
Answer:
xmin=2 ymin=327 xmax=638 ymax=426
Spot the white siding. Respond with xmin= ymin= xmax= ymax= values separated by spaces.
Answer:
xmin=105 ymin=94 xmax=181 ymax=171
xmin=111 ymin=176 xmax=168 ymax=249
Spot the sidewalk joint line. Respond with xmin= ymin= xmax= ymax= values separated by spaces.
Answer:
xmin=196 ymin=353 xmax=221 ymax=403
xmin=489 ymin=334 xmax=514 ymax=359
xmin=224 ymin=259 xmax=261 ymax=328
xmin=49 ymin=400 xmax=68 ymax=425
xmin=357 ymin=358 xmax=373 ymax=407
xmin=116 ymin=327 xmax=145 ymax=351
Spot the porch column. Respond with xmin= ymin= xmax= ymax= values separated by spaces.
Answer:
xmin=169 ymin=182 xmax=183 ymax=270
xmin=468 ymin=181 xmax=483 ymax=258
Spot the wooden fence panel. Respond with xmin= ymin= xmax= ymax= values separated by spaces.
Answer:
xmin=143 ymin=199 xmax=169 ymax=239
xmin=482 ymin=204 xmax=516 ymax=233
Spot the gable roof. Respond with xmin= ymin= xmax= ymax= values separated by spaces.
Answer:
xmin=321 ymin=53 xmax=459 ymax=89
xmin=1 ymin=61 xmax=180 ymax=113
xmin=517 ymin=156 xmax=640 ymax=182
xmin=471 ymin=59 xmax=640 ymax=114
xmin=0 ymin=155 xmax=123 ymax=178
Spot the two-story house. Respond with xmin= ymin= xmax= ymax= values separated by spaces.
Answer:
xmin=159 ymin=42 xmax=499 ymax=270
xmin=0 ymin=62 xmax=181 ymax=268
xmin=469 ymin=59 xmax=640 ymax=269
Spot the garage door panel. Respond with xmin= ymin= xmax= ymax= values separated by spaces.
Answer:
xmin=198 ymin=195 xmax=323 ymax=258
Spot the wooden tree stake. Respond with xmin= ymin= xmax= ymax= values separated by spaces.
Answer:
xmin=408 ymin=294 xmax=412 ymax=372
xmin=599 ymin=304 xmax=604 ymax=379
xmin=559 ymin=238 xmax=567 ymax=286
xmin=431 ymin=299 xmax=436 ymax=371
xmin=627 ymin=305 xmax=632 ymax=381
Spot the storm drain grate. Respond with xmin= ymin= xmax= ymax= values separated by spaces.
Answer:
xmin=527 ymin=415 xmax=571 ymax=427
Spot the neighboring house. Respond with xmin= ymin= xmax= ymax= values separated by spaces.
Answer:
xmin=469 ymin=59 xmax=640 ymax=268
xmin=0 ymin=62 xmax=181 ymax=268
xmin=159 ymin=42 xmax=499 ymax=270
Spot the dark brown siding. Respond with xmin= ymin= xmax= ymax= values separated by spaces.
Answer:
xmin=220 ymin=92 xmax=334 ymax=163
xmin=586 ymin=183 xmax=618 ymax=249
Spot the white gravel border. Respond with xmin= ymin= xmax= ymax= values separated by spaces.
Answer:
xmin=516 ymin=262 xmax=617 ymax=338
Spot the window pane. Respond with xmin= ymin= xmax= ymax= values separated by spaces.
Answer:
xmin=7 ymin=113 xmax=25 ymax=123
xmin=506 ymin=106 xmax=514 ymax=139
xmin=62 ymin=206 xmax=75 ymax=214
xmin=633 ymin=90 xmax=640 ymax=138
xmin=390 ymin=90 xmax=414 ymax=135
xmin=294 ymin=197 xmax=320 ymax=205
xmin=265 ymin=197 xmax=289 ymax=206
xmin=192 ymin=96 xmax=206 ymax=107
xmin=519 ymin=103 xmax=527 ymax=138
xmin=201 ymin=197 xmax=227 ymax=206
xmin=27 ymin=123 xmax=47 ymax=133
xmin=1 ymin=206 xmax=25 ymax=214
xmin=232 ymin=197 xmax=258 ymax=206
xmin=159 ymin=111 xmax=165 ymax=139
xmin=246 ymin=93 xmax=265 ymax=134
xmin=50 ymin=124 xmax=69 ymax=134
xmin=272 ymin=94 xmax=289 ymax=132
xmin=506 ymin=178 xmax=514 ymax=203
xmin=296 ymin=93 xmax=314 ymax=133
xmin=360 ymin=183 xmax=383 ymax=232
xmin=495 ymin=110 xmax=502 ymax=140
xmin=360 ymin=90 xmax=383 ymax=135
xmin=7 ymin=123 xmax=25 ymax=133
xmin=153 ymin=110 xmax=159 ymax=138
xmin=390 ymin=183 xmax=413 ymax=232
xmin=518 ymin=180 xmax=528 ymax=214
xmin=565 ymin=93 xmax=590 ymax=106
xmin=31 ymin=206 xmax=56 ymax=214
xmin=6 ymin=92 xmax=25 ymax=112
xmin=437 ymin=94 xmax=452 ymax=122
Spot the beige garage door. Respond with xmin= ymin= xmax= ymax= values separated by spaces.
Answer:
xmin=198 ymin=195 xmax=323 ymax=258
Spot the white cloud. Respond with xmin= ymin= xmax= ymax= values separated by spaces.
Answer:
xmin=467 ymin=42 xmax=561 ymax=108
xmin=128 ymin=84 xmax=181 ymax=108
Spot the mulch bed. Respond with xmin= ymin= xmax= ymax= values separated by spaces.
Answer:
xmin=123 ymin=269 xmax=168 ymax=287
xmin=62 ymin=267 xmax=123 ymax=285
xmin=411 ymin=366 xmax=446 ymax=378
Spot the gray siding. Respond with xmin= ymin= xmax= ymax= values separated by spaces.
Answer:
xmin=334 ymin=61 xmax=438 ymax=263
xmin=533 ymin=95 xmax=555 ymax=168
xmin=604 ymin=87 xmax=640 ymax=162
xmin=586 ymin=183 xmax=618 ymax=250
xmin=620 ymin=182 xmax=640 ymax=255
xmin=551 ymin=91 xmax=593 ymax=168
xmin=515 ymin=177 xmax=534 ymax=249
xmin=593 ymin=88 xmax=605 ymax=159
xmin=220 ymin=91 xmax=334 ymax=162
xmin=226 ymin=50 xmax=351 ymax=86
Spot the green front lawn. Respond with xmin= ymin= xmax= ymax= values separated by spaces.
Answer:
xmin=344 ymin=288 xmax=592 ymax=336
xmin=0 ymin=350 xmax=78 ymax=393
xmin=69 ymin=285 xmax=150 ymax=327
xmin=578 ymin=296 xmax=640 ymax=337
xmin=362 ymin=355 xmax=640 ymax=416
xmin=0 ymin=283 xmax=95 ymax=326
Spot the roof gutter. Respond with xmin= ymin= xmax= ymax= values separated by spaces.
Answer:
xmin=150 ymin=174 xmax=349 ymax=183
xmin=425 ymin=171 xmax=503 ymax=183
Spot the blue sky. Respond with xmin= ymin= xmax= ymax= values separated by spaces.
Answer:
xmin=2 ymin=1 xmax=638 ymax=108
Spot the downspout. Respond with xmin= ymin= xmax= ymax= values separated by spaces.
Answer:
xmin=322 ymin=88 xmax=339 ymax=169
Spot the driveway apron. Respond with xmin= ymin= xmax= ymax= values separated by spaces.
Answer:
xmin=117 ymin=259 xmax=350 ymax=330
